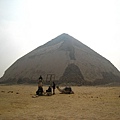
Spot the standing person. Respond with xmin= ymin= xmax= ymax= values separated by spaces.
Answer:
xmin=37 ymin=75 xmax=43 ymax=95
xmin=52 ymin=81 xmax=56 ymax=95
xmin=38 ymin=75 xmax=43 ymax=87
xmin=39 ymin=75 xmax=43 ymax=80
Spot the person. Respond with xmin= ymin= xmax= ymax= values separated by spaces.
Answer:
xmin=52 ymin=81 xmax=56 ymax=95
xmin=36 ymin=75 xmax=43 ymax=96
xmin=46 ymin=86 xmax=52 ymax=96
xmin=39 ymin=75 xmax=43 ymax=80
xmin=38 ymin=75 xmax=43 ymax=88
xmin=46 ymin=86 xmax=52 ymax=92
xmin=36 ymin=86 xmax=43 ymax=96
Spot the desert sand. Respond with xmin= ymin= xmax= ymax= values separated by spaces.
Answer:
xmin=0 ymin=85 xmax=120 ymax=120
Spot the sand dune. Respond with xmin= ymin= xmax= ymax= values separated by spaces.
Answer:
xmin=0 ymin=85 xmax=120 ymax=120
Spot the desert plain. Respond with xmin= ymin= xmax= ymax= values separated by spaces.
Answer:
xmin=0 ymin=84 xmax=120 ymax=120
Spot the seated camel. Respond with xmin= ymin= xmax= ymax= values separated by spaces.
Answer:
xmin=57 ymin=86 xmax=74 ymax=94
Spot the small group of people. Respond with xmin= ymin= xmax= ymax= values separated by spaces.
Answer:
xmin=36 ymin=75 xmax=56 ymax=96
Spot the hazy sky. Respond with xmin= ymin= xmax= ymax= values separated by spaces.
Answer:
xmin=0 ymin=0 xmax=120 ymax=77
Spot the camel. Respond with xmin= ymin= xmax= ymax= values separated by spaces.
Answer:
xmin=57 ymin=86 xmax=74 ymax=94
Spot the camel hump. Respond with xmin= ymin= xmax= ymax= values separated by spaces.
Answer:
xmin=64 ymin=86 xmax=72 ymax=91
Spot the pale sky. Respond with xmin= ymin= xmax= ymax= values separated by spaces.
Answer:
xmin=0 ymin=0 xmax=120 ymax=77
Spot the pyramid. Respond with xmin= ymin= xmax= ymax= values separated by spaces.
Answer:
xmin=0 ymin=33 xmax=120 ymax=85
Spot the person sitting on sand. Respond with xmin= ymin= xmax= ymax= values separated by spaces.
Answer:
xmin=46 ymin=86 xmax=52 ymax=96
xmin=36 ymin=86 xmax=44 ymax=96
xmin=46 ymin=86 xmax=52 ymax=92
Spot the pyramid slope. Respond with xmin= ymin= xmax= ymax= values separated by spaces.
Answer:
xmin=0 ymin=33 xmax=120 ymax=85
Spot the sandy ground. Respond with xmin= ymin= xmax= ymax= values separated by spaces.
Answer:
xmin=0 ymin=85 xmax=120 ymax=120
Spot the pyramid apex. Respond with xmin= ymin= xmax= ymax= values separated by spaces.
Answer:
xmin=58 ymin=33 xmax=73 ymax=40
xmin=60 ymin=33 xmax=69 ymax=36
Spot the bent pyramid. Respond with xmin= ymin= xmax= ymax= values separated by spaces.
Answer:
xmin=0 ymin=33 xmax=120 ymax=85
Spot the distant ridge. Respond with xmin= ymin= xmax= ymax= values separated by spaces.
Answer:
xmin=0 ymin=33 xmax=120 ymax=85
